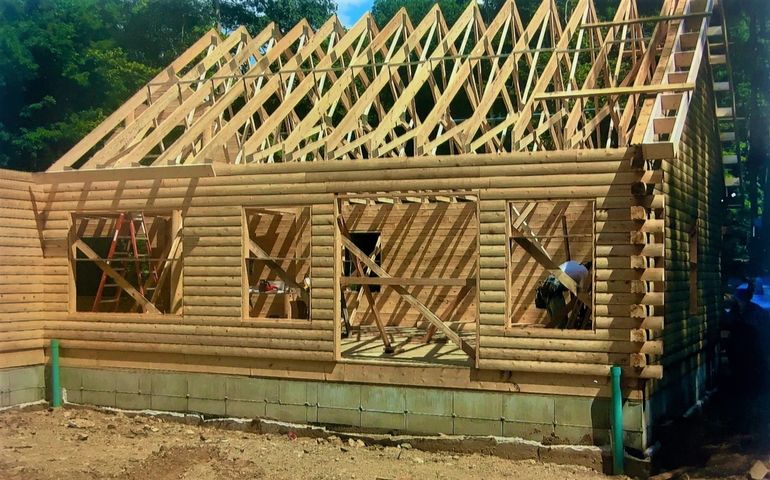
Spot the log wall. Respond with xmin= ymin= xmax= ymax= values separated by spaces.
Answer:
xmin=648 ymin=61 xmax=724 ymax=429
xmin=33 ymin=148 xmax=664 ymax=397
xmin=0 ymin=169 xmax=46 ymax=369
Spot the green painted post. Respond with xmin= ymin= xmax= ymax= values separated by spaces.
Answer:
xmin=51 ymin=339 xmax=62 ymax=408
xmin=611 ymin=365 xmax=624 ymax=475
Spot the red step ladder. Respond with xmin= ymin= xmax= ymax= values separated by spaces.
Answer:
xmin=91 ymin=213 xmax=159 ymax=312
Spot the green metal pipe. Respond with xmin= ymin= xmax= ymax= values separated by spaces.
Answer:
xmin=51 ymin=339 xmax=62 ymax=408
xmin=611 ymin=365 xmax=624 ymax=475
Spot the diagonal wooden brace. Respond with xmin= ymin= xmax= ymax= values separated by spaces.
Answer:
xmin=248 ymin=239 xmax=310 ymax=306
xmin=74 ymin=239 xmax=161 ymax=314
xmin=509 ymin=203 xmax=591 ymax=311
xmin=339 ymin=227 xmax=476 ymax=358
xmin=337 ymin=217 xmax=393 ymax=352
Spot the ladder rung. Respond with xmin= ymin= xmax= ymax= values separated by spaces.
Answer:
xmin=679 ymin=32 xmax=700 ymax=50
xmin=660 ymin=93 xmax=683 ymax=111
xmin=720 ymin=132 xmax=736 ymax=141
xmin=716 ymin=106 xmax=733 ymax=118
xmin=100 ymin=299 xmax=119 ymax=304
xmin=707 ymin=25 xmax=723 ymax=37
xmin=723 ymin=155 xmax=738 ymax=165
xmin=674 ymin=51 xmax=694 ymax=70
xmin=668 ymin=72 xmax=689 ymax=84
xmin=709 ymin=54 xmax=727 ymax=65
xmin=713 ymin=81 xmax=730 ymax=92
xmin=653 ymin=117 xmax=676 ymax=135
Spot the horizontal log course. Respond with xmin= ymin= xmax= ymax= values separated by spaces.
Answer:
xmin=480 ymin=347 xmax=631 ymax=365
xmin=478 ymin=325 xmax=642 ymax=340
xmin=38 ymin=185 xmax=660 ymax=213
xmin=594 ymin=316 xmax=664 ymax=330
xmin=480 ymin=335 xmax=662 ymax=355
xmin=46 ymin=329 xmax=334 ymax=351
xmin=184 ymin=215 xmax=242 ymax=227
xmin=184 ymin=266 xmax=242 ymax=277
xmin=477 ymin=358 xmax=662 ymax=379
xmin=0 ymin=339 xmax=45 ymax=353
xmin=37 ymin=169 xmax=647 ymax=205
xmin=39 ymin=151 xmax=636 ymax=194
xmin=56 ymin=339 xmax=335 ymax=361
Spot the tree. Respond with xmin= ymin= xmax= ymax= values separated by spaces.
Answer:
xmin=722 ymin=0 xmax=770 ymax=274
xmin=0 ymin=0 xmax=337 ymax=172
xmin=0 ymin=0 xmax=157 ymax=171
xmin=371 ymin=0 xmax=467 ymax=28
xmin=216 ymin=0 xmax=335 ymax=33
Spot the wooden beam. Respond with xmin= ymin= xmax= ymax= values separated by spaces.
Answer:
xmin=533 ymin=82 xmax=694 ymax=101
xmin=580 ymin=11 xmax=712 ymax=29
xmin=36 ymin=164 xmax=215 ymax=184
xmin=340 ymin=277 xmax=474 ymax=287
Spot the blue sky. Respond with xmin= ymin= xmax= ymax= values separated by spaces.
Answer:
xmin=337 ymin=0 xmax=375 ymax=27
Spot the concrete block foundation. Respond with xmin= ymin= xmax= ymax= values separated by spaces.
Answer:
xmin=0 ymin=365 xmax=45 ymax=408
xmin=58 ymin=366 xmax=647 ymax=451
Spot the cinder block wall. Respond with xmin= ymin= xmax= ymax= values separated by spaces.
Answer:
xmin=0 ymin=365 xmax=45 ymax=408
xmin=60 ymin=366 xmax=646 ymax=450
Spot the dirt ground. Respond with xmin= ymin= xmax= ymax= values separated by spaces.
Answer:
xmin=0 ymin=406 xmax=613 ymax=480
xmin=650 ymin=383 xmax=770 ymax=480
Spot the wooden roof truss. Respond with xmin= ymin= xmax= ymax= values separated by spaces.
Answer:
xmin=48 ymin=0 xmax=716 ymax=172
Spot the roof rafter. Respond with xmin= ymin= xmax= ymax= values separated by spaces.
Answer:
xmin=48 ymin=0 xmax=716 ymax=172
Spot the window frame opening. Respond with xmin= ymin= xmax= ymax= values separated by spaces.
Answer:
xmin=69 ymin=210 xmax=182 ymax=315
xmin=243 ymin=206 xmax=311 ymax=321
xmin=506 ymin=199 xmax=596 ymax=331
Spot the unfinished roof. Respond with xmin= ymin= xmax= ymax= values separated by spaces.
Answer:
xmin=47 ymin=0 xmax=714 ymax=172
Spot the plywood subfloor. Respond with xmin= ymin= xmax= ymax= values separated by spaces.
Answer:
xmin=341 ymin=326 xmax=474 ymax=367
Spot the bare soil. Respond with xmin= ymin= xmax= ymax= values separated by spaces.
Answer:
xmin=0 ymin=406 xmax=612 ymax=480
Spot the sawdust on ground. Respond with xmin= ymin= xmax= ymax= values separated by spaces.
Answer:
xmin=0 ymin=406 xmax=611 ymax=480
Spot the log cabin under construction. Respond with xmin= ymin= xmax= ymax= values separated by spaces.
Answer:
xmin=0 ymin=0 xmax=736 ymax=461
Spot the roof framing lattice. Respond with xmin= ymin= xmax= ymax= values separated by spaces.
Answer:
xmin=47 ymin=0 xmax=714 ymax=172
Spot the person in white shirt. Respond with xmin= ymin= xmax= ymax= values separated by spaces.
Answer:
xmin=535 ymin=260 xmax=592 ymax=328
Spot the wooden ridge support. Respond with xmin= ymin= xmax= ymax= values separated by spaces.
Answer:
xmin=533 ymin=83 xmax=695 ymax=101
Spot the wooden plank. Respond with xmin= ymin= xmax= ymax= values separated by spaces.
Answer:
xmin=340 ymin=277 xmax=474 ymax=287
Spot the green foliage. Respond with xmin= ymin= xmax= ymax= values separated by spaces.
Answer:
xmin=371 ymin=0 xmax=466 ymax=28
xmin=0 ymin=0 xmax=336 ymax=171
xmin=721 ymin=0 xmax=770 ymax=273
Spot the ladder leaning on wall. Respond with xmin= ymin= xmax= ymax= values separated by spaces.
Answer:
xmin=91 ymin=212 xmax=158 ymax=312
